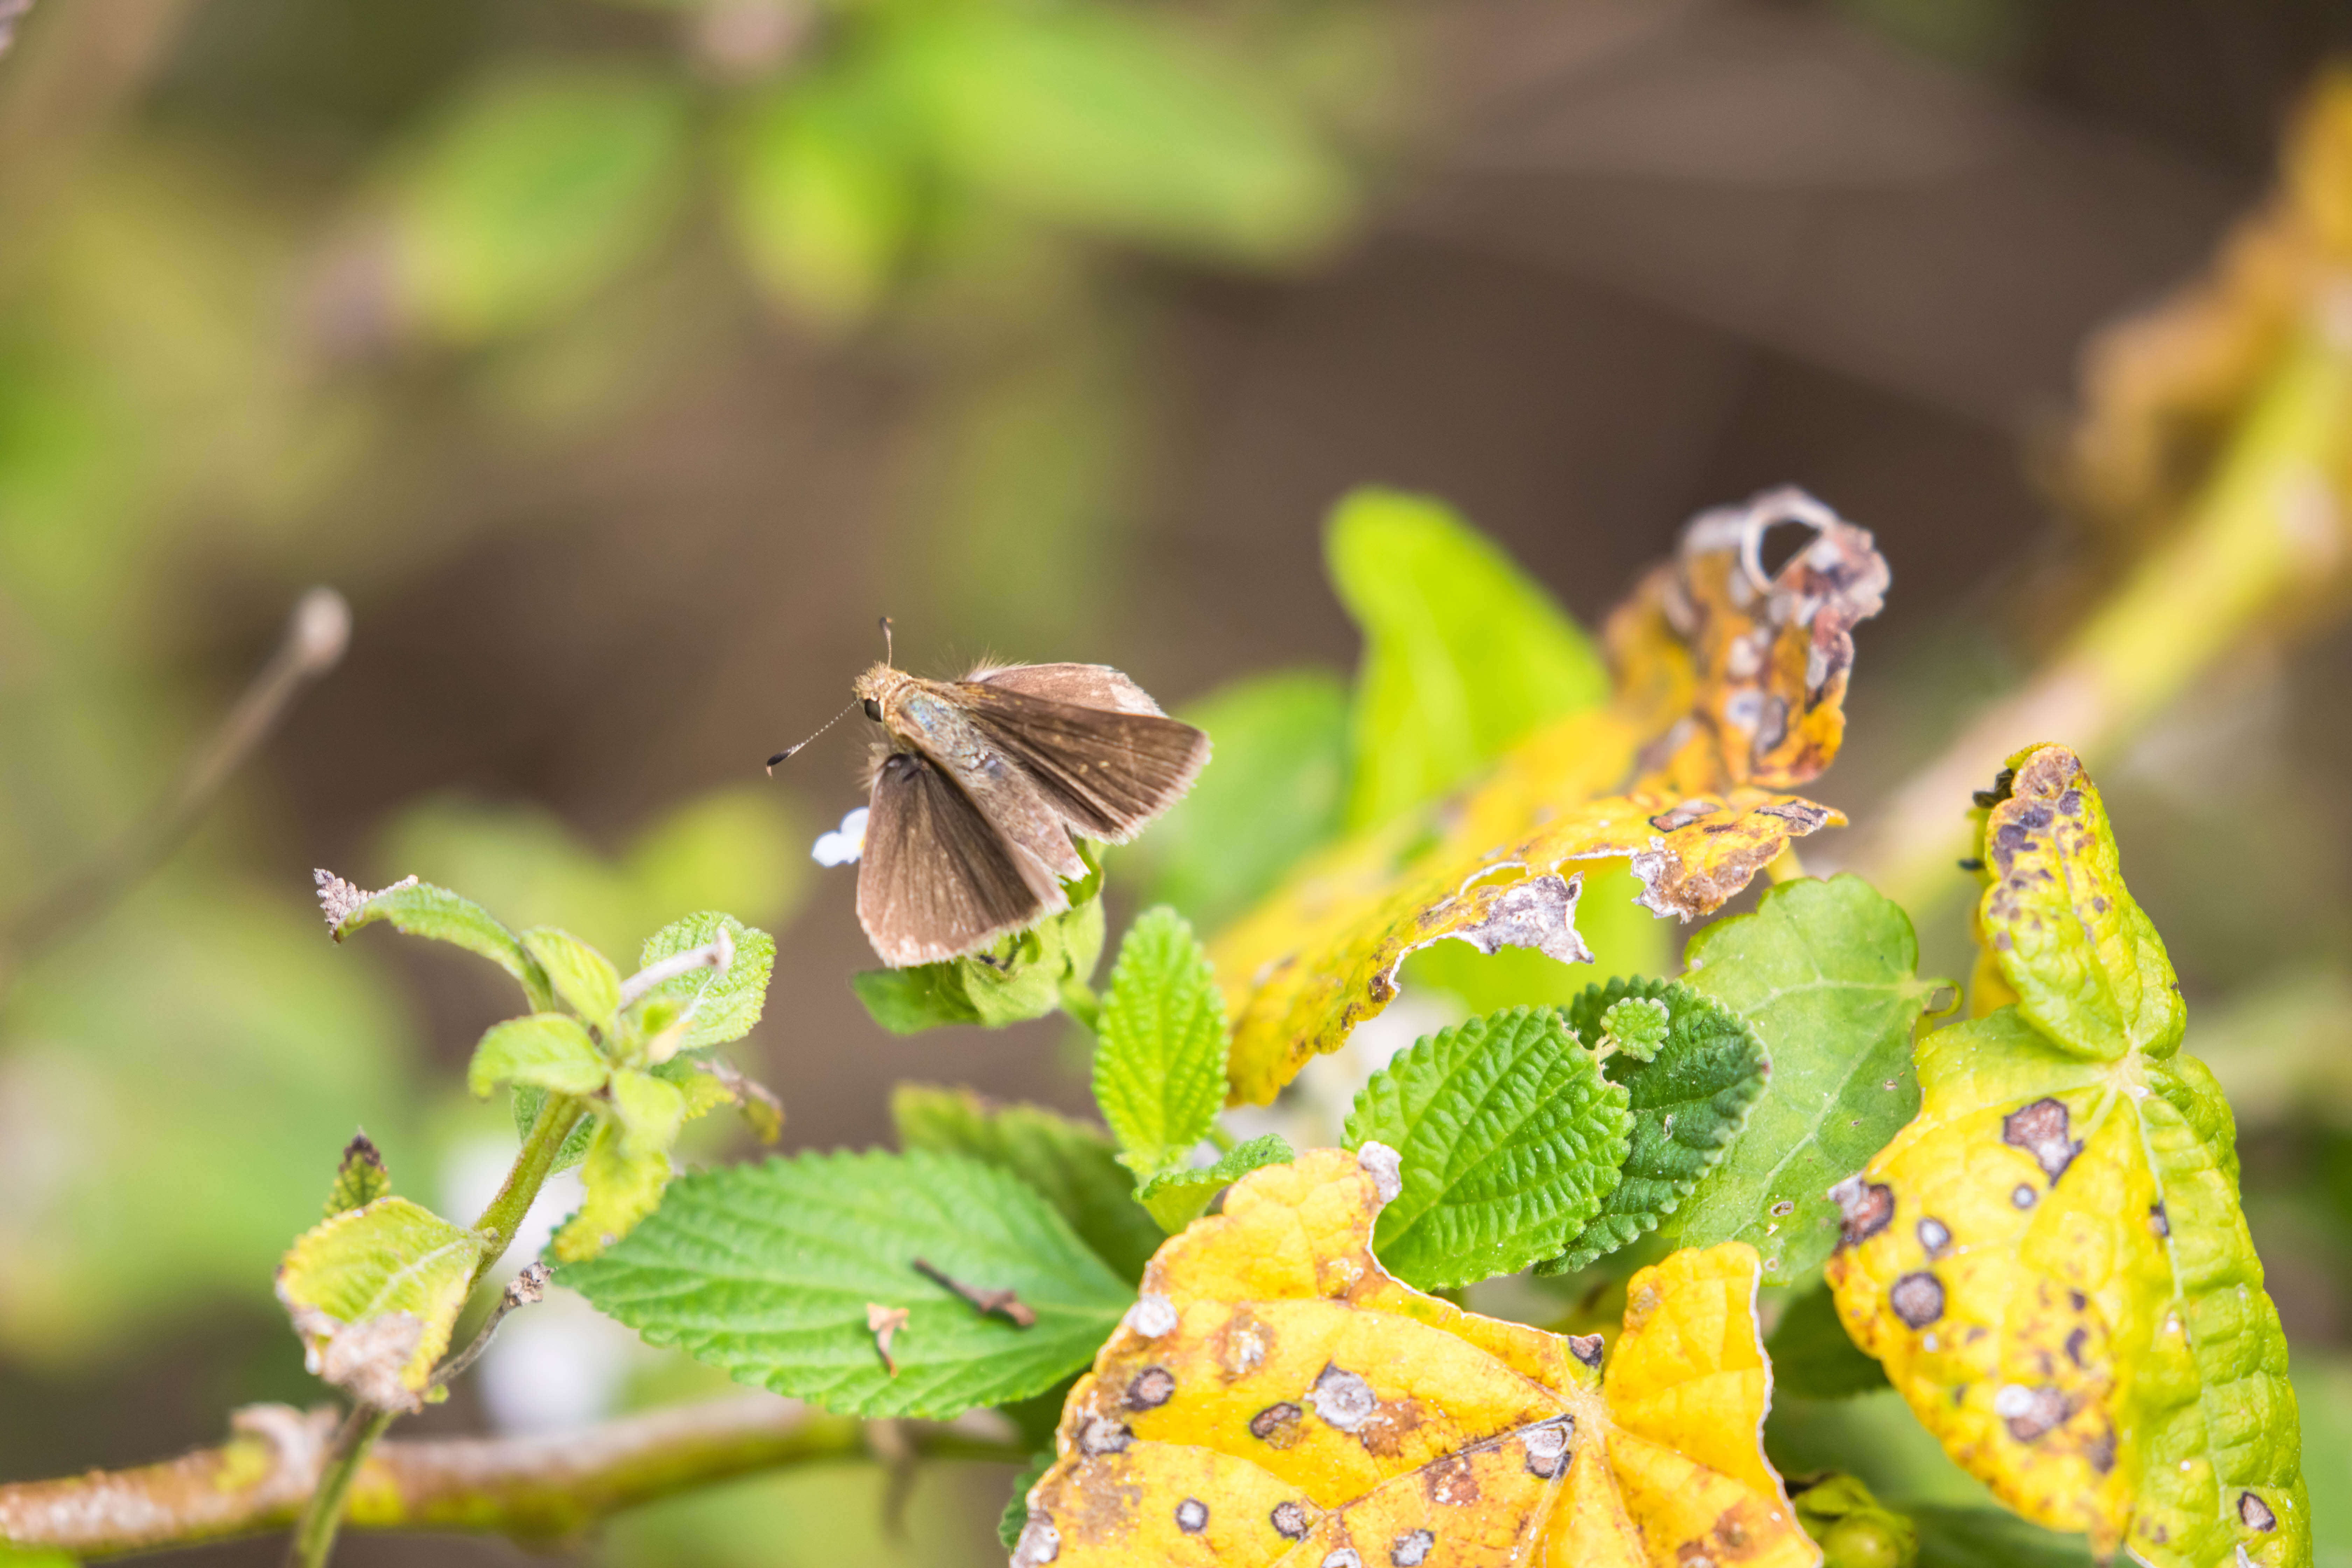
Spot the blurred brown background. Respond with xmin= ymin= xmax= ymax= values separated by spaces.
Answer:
xmin=4 ymin=0 xmax=2352 ymax=1563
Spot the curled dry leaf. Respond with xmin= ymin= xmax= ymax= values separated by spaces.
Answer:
xmin=1212 ymin=489 xmax=1888 ymax=1104
xmin=1011 ymin=1146 xmax=1817 ymax=1568
xmin=1825 ymin=746 xmax=2308 ymax=1568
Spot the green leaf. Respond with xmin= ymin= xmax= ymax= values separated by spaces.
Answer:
xmin=319 ymin=872 xmax=549 ymax=1008
xmin=323 ymin=1133 xmax=391 ymax=1218
xmin=635 ymin=912 xmax=775 ymax=1051
xmin=1326 ymin=488 xmax=1610 ymax=831
xmin=520 ymin=927 xmax=621 ymax=1035
xmin=607 ymin=1068 xmax=687 ymax=1156
xmin=896 ymin=8 xmax=1350 ymax=263
xmin=394 ymin=67 xmax=691 ymax=342
xmin=890 ymin=1084 xmax=1163 ymax=1282
xmin=1134 ymin=1134 xmax=1293 ymax=1232
xmin=1674 ymin=875 xmax=1938 ymax=1282
xmin=1091 ymin=906 xmax=1228 ymax=1178
xmin=852 ymin=889 xmax=1104 ymax=1034
xmin=562 ymin=1149 xmax=1132 ymax=1418
xmin=999 ymin=1449 xmax=1055 ymax=1554
xmin=553 ymin=1120 xmax=670 ymax=1264
xmin=1133 ymin=668 xmax=1349 ymax=931
xmin=1343 ymin=1006 xmax=1631 ymax=1290
xmin=275 ymin=1197 xmax=486 ymax=1411
xmin=729 ymin=68 xmax=919 ymax=323
xmin=1538 ymin=976 xmax=1769 ymax=1274
xmin=468 ymin=1014 xmax=609 ymax=1100
xmin=1768 ymin=1282 xmax=1890 ymax=1400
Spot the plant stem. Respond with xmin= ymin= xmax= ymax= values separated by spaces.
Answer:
xmin=470 ymin=1093 xmax=588 ymax=1290
xmin=285 ymin=1407 xmax=395 ymax=1568
xmin=1059 ymin=976 xmax=1101 ymax=1033
xmin=283 ymin=1093 xmax=588 ymax=1568
xmin=1206 ymin=1124 xmax=1237 ymax=1154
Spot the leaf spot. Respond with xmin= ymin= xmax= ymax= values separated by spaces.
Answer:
xmin=1271 ymin=1500 xmax=1311 ymax=1539
xmin=1126 ymin=1294 xmax=1178 ymax=1338
xmin=2002 ymin=1098 xmax=2083 ymax=1182
xmin=2241 ymin=1493 xmax=2278 ymax=1532
xmin=1917 ymin=1216 xmax=1952 ymax=1255
xmin=1250 ymin=1401 xmax=1304 ymax=1446
xmin=1013 ymin=1513 xmax=1060 ymax=1567
xmin=2012 ymin=1184 xmax=2038 ymax=1209
xmin=1829 ymin=1175 xmax=1894 ymax=1247
xmin=1391 ymin=1528 xmax=1436 ymax=1565
xmin=1311 ymin=1364 xmax=1379 ymax=1432
xmin=1889 ymin=1272 xmax=1945 ymax=1328
xmin=1993 ymin=1382 xmax=2072 ymax=1441
xmin=1175 ymin=1498 xmax=1208 ymax=1534
xmin=1124 ymin=1366 xmax=1176 ymax=1410
xmin=1078 ymin=1416 xmax=1132 ymax=1456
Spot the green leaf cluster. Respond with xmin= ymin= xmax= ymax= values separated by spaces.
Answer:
xmin=325 ymin=872 xmax=781 ymax=1262
xmin=1539 ymin=976 xmax=1771 ymax=1274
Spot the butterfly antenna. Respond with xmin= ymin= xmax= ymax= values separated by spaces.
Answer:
xmin=879 ymin=614 xmax=894 ymax=666
xmin=766 ymin=699 xmax=860 ymax=773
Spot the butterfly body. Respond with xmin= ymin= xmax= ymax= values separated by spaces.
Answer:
xmin=847 ymin=660 xmax=1209 ymax=968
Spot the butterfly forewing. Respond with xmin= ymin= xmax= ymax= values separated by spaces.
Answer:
xmin=971 ymin=662 xmax=1167 ymax=715
xmin=858 ymin=750 xmax=1062 ymax=967
xmin=948 ymin=678 xmax=1210 ymax=844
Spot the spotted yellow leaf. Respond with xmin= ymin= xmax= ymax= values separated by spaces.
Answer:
xmin=1825 ymin=745 xmax=2307 ymax=1568
xmin=1211 ymin=490 xmax=1889 ymax=1105
xmin=1011 ymin=1146 xmax=1819 ymax=1568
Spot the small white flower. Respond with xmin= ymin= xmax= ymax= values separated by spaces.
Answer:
xmin=812 ymin=806 xmax=869 ymax=868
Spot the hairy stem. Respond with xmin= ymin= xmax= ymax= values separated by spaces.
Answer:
xmin=470 ymin=1093 xmax=588 ymax=1290
xmin=283 ymin=1093 xmax=587 ymax=1566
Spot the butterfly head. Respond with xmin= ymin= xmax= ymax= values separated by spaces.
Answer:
xmin=852 ymin=663 xmax=914 ymax=724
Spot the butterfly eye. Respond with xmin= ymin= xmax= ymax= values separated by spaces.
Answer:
xmin=861 ymin=698 xmax=882 ymax=722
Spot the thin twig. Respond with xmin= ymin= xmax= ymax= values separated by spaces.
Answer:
xmin=0 ymin=587 xmax=351 ymax=973
xmin=429 ymin=1264 xmax=550 ymax=1392
xmin=910 ymin=1258 xmax=1037 ymax=1327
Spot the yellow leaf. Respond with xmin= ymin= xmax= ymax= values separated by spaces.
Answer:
xmin=1826 ymin=746 xmax=2307 ymax=1568
xmin=1012 ymin=1147 xmax=1819 ymax=1568
xmin=1212 ymin=490 xmax=1890 ymax=1104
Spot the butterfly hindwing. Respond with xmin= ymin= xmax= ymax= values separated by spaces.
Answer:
xmin=949 ymin=675 xmax=1210 ymax=844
